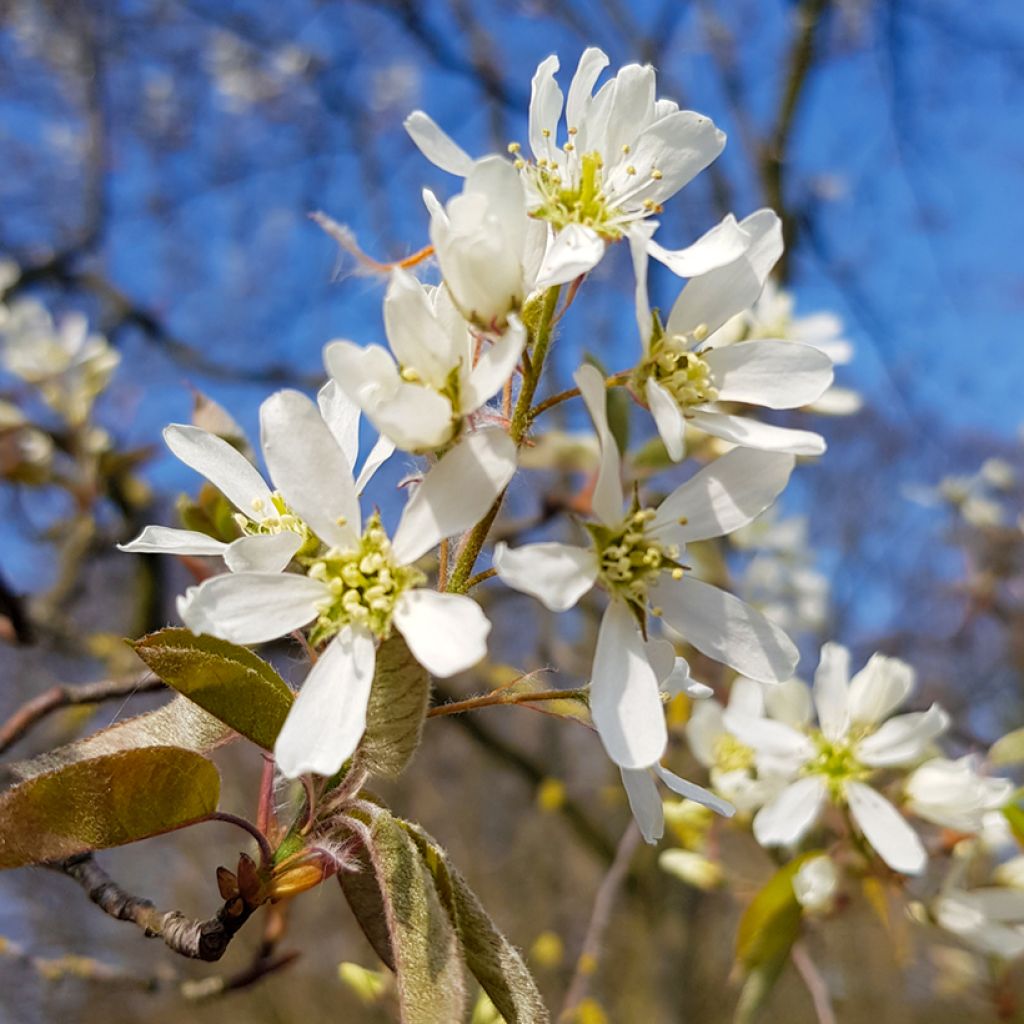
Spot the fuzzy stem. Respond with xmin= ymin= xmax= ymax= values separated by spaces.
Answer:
xmin=427 ymin=687 xmax=585 ymax=718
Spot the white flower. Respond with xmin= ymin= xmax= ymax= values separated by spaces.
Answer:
xmin=725 ymin=644 xmax=949 ymax=875
xmin=324 ymin=269 xmax=526 ymax=452
xmin=0 ymin=301 xmax=119 ymax=426
xmin=119 ymin=381 xmax=394 ymax=573
xmin=934 ymin=887 xmax=1024 ymax=959
xmin=494 ymin=363 xmax=798 ymax=769
xmin=621 ymin=762 xmax=734 ymax=845
xmin=407 ymin=48 xmax=745 ymax=283
xmin=905 ymin=756 xmax=1013 ymax=832
xmin=793 ymin=854 xmax=839 ymax=913
xmin=630 ymin=214 xmax=834 ymax=461
xmin=166 ymin=389 xmax=516 ymax=779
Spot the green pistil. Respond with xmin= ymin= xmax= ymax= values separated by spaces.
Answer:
xmin=528 ymin=151 xmax=625 ymax=239
xmin=641 ymin=331 xmax=718 ymax=409
xmin=805 ymin=731 xmax=871 ymax=801
xmin=306 ymin=512 xmax=424 ymax=646
xmin=236 ymin=492 xmax=318 ymax=558
xmin=589 ymin=507 xmax=683 ymax=611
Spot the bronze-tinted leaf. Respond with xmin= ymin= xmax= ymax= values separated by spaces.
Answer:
xmin=357 ymin=635 xmax=430 ymax=779
xmin=402 ymin=820 xmax=550 ymax=1024
xmin=132 ymin=628 xmax=293 ymax=750
xmin=341 ymin=804 xmax=466 ymax=1024
xmin=0 ymin=746 xmax=220 ymax=869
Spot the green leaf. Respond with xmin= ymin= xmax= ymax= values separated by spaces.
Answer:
xmin=0 ymin=746 xmax=220 ymax=869
xmin=991 ymin=728 xmax=1024 ymax=766
xmin=132 ymin=628 xmax=293 ymax=750
xmin=341 ymin=804 xmax=466 ymax=1024
xmin=1 ymin=695 xmax=233 ymax=788
xmin=357 ymin=635 xmax=431 ymax=779
xmin=733 ymin=854 xmax=816 ymax=1023
xmin=402 ymin=820 xmax=550 ymax=1024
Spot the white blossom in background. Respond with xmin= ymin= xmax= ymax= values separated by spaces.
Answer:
xmin=934 ymin=886 xmax=1024 ymax=959
xmin=0 ymin=300 xmax=119 ymax=426
xmin=792 ymin=854 xmax=839 ymax=913
xmin=905 ymin=756 xmax=1013 ymax=832
xmin=407 ymin=47 xmax=750 ymax=283
xmin=629 ymin=214 xmax=833 ymax=461
xmin=710 ymin=278 xmax=861 ymax=417
xmin=120 ymin=381 xmax=393 ymax=573
xmin=324 ymin=269 xmax=525 ymax=452
xmin=494 ymin=363 xmax=798 ymax=770
xmin=724 ymin=644 xmax=949 ymax=875
xmin=134 ymin=388 xmax=515 ymax=778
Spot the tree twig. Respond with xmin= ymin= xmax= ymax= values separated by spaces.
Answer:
xmin=427 ymin=686 xmax=585 ymax=718
xmin=559 ymin=821 xmax=643 ymax=1020
xmin=55 ymin=854 xmax=259 ymax=962
xmin=791 ymin=940 xmax=837 ymax=1024
xmin=0 ymin=675 xmax=166 ymax=756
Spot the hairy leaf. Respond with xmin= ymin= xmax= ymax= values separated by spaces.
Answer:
xmin=341 ymin=803 xmax=466 ymax=1024
xmin=357 ymin=636 xmax=431 ymax=778
xmin=0 ymin=746 xmax=220 ymax=869
xmin=402 ymin=820 xmax=550 ymax=1024
xmin=733 ymin=853 xmax=816 ymax=1023
xmin=132 ymin=628 xmax=293 ymax=750
xmin=1 ymin=696 xmax=232 ymax=788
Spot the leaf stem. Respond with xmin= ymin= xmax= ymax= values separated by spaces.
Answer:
xmin=206 ymin=811 xmax=275 ymax=866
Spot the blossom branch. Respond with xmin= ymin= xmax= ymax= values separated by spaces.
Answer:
xmin=0 ymin=675 xmax=165 ymax=756
xmin=427 ymin=686 xmax=585 ymax=719
xmin=791 ymin=941 xmax=837 ymax=1024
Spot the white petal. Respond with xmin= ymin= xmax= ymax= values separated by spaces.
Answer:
xmin=260 ymin=390 xmax=361 ymax=548
xmin=704 ymin=341 xmax=834 ymax=409
xmin=645 ymin=378 xmax=686 ymax=462
xmin=666 ymin=209 xmax=782 ymax=338
xmin=164 ymin=424 xmax=272 ymax=514
xmin=620 ymin=768 xmax=664 ymax=844
xmin=317 ymin=379 xmax=361 ymax=469
xmin=753 ymin=776 xmax=827 ymax=847
xmin=847 ymin=653 xmax=915 ymax=726
xmin=686 ymin=408 xmax=826 ymax=456
xmin=857 ymin=705 xmax=950 ymax=767
xmin=764 ymin=677 xmax=813 ymax=729
xmin=574 ymin=363 xmax=623 ymax=525
xmin=846 ymin=781 xmax=926 ymax=875
xmin=654 ymin=764 xmax=735 ymax=818
xmin=384 ymin=270 xmax=461 ymax=386
xmin=274 ymin=627 xmax=377 ymax=778
xmin=814 ymin=642 xmax=851 ymax=742
xmin=651 ymin=447 xmax=794 ymax=544
xmin=392 ymin=428 xmax=517 ymax=565
xmin=629 ymin=221 xmax=656 ymax=351
xmin=645 ymin=637 xmax=676 ymax=683
xmin=463 ymin=317 xmax=527 ymax=413
xmin=492 ymin=540 xmax=597 ymax=611
xmin=404 ymin=110 xmax=474 ymax=176
xmin=729 ymin=677 xmax=767 ymax=717
xmin=118 ymin=525 xmax=227 ymax=558
xmin=645 ymin=213 xmax=749 ymax=278
xmin=651 ymin=575 xmax=799 ymax=683
xmin=393 ymin=589 xmax=490 ymax=677
xmin=685 ymin=701 xmax=725 ymax=767
xmin=354 ymin=433 xmax=395 ymax=494
xmin=528 ymin=54 xmax=563 ymax=162
xmin=566 ymin=47 xmax=609 ymax=133
xmin=721 ymin=711 xmax=814 ymax=762
xmin=223 ymin=532 xmax=302 ymax=573
xmin=179 ymin=572 xmax=324 ymax=644
xmin=589 ymin=603 xmax=667 ymax=769
xmin=602 ymin=63 xmax=656 ymax=158
xmin=535 ymin=224 xmax=605 ymax=288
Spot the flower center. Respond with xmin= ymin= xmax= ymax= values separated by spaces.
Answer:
xmin=306 ymin=512 xmax=424 ymax=645
xmin=806 ymin=732 xmax=870 ymax=800
xmin=238 ymin=492 xmax=317 ymax=555
xmin=591 ymin=508 xmax=682 ymax=609
xmin=644 ymin=330 xmax=718 ymax=409
xmin=712 ymin=734 xmax=756 ymax=774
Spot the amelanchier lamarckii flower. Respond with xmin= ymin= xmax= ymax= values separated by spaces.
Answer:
xmin=494 ymin=363 xmax=799 ymax=770
xmin=724 ymin=644 xmax=950 ymax=875
xmin=119 ymin=381 xmax=394 ymax=573
xmin=629 ymin=214 xmax=834 ymax=461
xmin=407 ymin=47 xmax=750 ymax=284
xmin=324 ymin=268 xmax=526 ymax=453
xmin=174 ymin=389 xmax=517 ymax=779
xmin=904 ymin=756 xmax=1013 ymax=832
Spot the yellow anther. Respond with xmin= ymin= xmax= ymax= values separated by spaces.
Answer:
xmin=514 ymin=158 xmax=526 ymax=169
xmin=626 ymin=165 xmax=637 ymax=175
xmin=564 ymin=142 xmax=575 ymax=152
xmin=677 ymin=516 xmax=688 ymax=525
xmin=651 ymin=168 xmax=663 ymax=180
xmin=568 ymin=126 xmax=578 ymax=136
xmin=651 ymin=606 xmax=663 ymax=617
xmin=507 ymin=141 xmax=521 ymax=153
xmin=336 ymin=515 xmax=347 ymax=526
xmin=621 ymin=144 xmax=631 ymax=154
xmin=693 ymin=323 xmax=709 ymax=342
xmin=542 ymin=128 xmax=551 ymax=138
xmin=671 ymin=568 xmax=684 ymax=580
xmin=251 ymin=498 xmax=265 ymax=512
